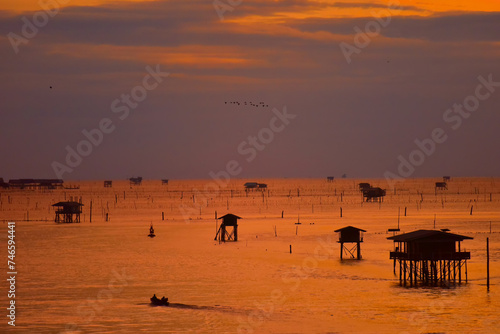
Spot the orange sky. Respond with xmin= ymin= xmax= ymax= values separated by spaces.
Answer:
xmin=7 ymin=0 xmax=497 ymax=69
xmin=3 ymin=0 xmax=500 ymax=14
xmin=1 ymin=0 xmax=500 ymax=179
xmin=2 ymin=0 xmax=149 ymax=13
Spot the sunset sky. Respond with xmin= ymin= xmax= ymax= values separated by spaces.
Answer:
xmin=1 ymin=0 xmax=499 ymax=181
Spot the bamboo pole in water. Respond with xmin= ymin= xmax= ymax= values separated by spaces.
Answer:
xmin=487 ymin=237 xmax=490 ymax=291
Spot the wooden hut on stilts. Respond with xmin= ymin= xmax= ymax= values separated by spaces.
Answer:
xmin=388 ymin=230 xmax=472 ymax=287
xmin=214 ymin=214 xmax=241 ymax=242
xmin=52 ymin=201 xmax=84 ymax=223
xmin=334 ymin=226 xmax=366 ymax=260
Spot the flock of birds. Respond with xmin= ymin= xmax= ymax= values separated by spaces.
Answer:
xmin=225 ymin=101 xmax=269 ymax=108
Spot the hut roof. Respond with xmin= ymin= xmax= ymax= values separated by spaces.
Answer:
xmin=387 ymin=230 xmax=472 ymax=242
xmin=52 ymin=201 xmax=84 ymax=207
xmin=218 ymin=213 xmax=242 ymax=220
xmin=334 ymin=226 xmax=366 ymax=232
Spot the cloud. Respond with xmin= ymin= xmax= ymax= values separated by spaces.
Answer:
xmin=333 ymin=1 xmax=423 ymax=12
xmin=289 ymin=12 xmax=500 ymax=42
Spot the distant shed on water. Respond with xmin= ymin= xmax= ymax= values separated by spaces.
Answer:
xmin=53 ymin=201 xmax=84 ymax=223
xmin=358 ymin=183 xmax=371 ymax=191
xmin=8 ymin=179 xmax=63 ymax=190
xmin=435 ymin=182 xmax=447 ymax=190
xmin=362 ymin=187 xmax=386 ymax=202
xmin=244 ymin=182 xmax=267 ymax=191
xmin=244 ymin=182 xmax=258 ymax=189
xmin=129 ymin=177 xmax=142 ymax=186
xmin=0 ymin=178 xmax=8 ymax=189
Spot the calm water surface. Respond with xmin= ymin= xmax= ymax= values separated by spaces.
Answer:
xmin=0 ymin=179 xmax=498 ymax=333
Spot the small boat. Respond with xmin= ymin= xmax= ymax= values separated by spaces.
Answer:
xmin=148 ymin=224 xmax=156 ymax=238
xmin=150 ymin=295 xmax=169 ymax=306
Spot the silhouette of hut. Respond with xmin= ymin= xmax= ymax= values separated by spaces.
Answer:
xmin=129 ymin=177 xmax=142 ymax=186
xmin=244 ymin=182 xmax=267 ymax=191
xmin=104 ymin=180 xmax=112 ymax=188
xmin=214 ymin=213 xmax=241 ymax=242
xmin=334 ymin=226 xmax=366 ymax=260
xmin=388 ymin=230 xmax=472 ymax=287
xmin=327 ymin=176 xmax=334 ymax=182
xmin=435 ymin=182 xmax=447 ymax=190
xmin=363 ymin=187 xmax=386 ymax=202
xmin=0 ymin=178 xmax=9 ymax=189
xmin=8 ymin=179 xmax=63 ymax=190
xmin=358 ymin=183 xmax=371 ymax=191
xmin=443 ymin=176 xmax=451 ymax=181
xmin=161 ymin=179 xmax=169 ymax=185
xmin=52 ymin=201 xmax=83 ymax=223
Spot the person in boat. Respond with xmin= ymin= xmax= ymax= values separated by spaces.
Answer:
xmin=151 ymin=294 xmax=160 ymax=303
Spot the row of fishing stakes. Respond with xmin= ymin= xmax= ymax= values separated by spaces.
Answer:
xmin=5 ymin=176 xmax=495 ymax=214
xmin=11 ymin=182 xmax=491 ymax=223
xmin=37 ymin=182 xmax=493 ymax=292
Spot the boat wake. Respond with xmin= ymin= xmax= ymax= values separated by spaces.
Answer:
xmin=138 ymin=302 xmax=237 ymax=313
